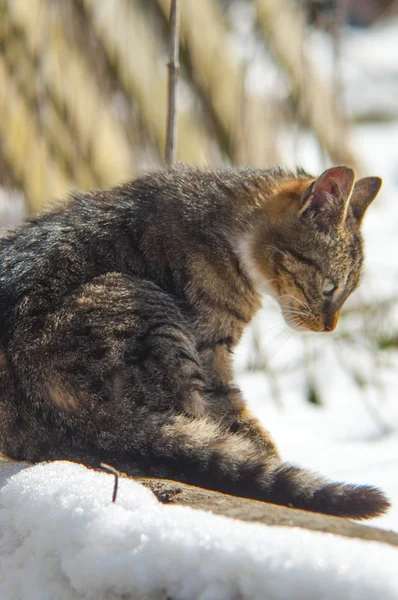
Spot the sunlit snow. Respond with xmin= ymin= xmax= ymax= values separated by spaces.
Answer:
xmin=0 ymin=461 xmax=397 ymax=600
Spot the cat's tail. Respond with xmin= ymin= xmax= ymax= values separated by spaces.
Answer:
xmin=137 ymin=413 xmax=389 ymax=520
xmin=31 ymin=410 xmax=390 ymax=521
xmin=107 ymin=416 xmax=390 ymax=521
xmin=264 ymin=463 xmax=390 ymax=520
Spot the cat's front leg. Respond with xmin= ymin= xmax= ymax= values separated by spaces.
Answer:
xmin=226 ymin=402 xmax=281 ymax=460
xmin=200 ymin=342 xmax=280 ymax=458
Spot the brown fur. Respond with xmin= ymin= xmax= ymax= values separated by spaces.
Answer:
xmin=0 ymin=164 xmax=388 ymax=519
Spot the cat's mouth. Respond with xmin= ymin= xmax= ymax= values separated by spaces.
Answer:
xmin=322 ymin=312 xmax=339 ymax=332
xmin=279 ymin=299 xmax=339 ymax=333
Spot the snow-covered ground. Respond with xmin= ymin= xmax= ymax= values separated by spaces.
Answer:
xmin=1 ymin=16 xmax=398 ymax=600
xmin=0 ymin=460 xmax=397 ymax=600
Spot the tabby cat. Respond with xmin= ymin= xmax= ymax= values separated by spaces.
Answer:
xmin=0 ymin=164 xmax=389 ymax=519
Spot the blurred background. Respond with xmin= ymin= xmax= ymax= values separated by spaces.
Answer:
xmin=1 ymin=0 xmax=398 ymax=435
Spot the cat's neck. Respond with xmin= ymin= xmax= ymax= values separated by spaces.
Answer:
xmin=233 ymin=232 xmax=277 ymax=300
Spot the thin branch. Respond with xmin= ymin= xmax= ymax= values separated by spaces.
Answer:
xmin=101 ymin=462 xmax=119 ymax=503
xmin=165 ymin=0 xmax=180 ymax=164
xmin=84 ymin=0 xmax=211 ymax=164
xmin=154 ymin=0 xmax=255 ymax=162
xmin=331 ymin=0 xmax=351 ymax=130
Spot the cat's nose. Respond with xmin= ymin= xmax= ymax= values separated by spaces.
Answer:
xmin=323 ymin=312 xmax=339 ymax=332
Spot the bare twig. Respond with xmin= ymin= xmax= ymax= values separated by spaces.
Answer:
xmin=331 ymin=0 xmax=351 ymax=134
xmin=101 ymin=462 xmax=120 ymax=503
xmin=165 ymin=0 xmax=180 ymax=164
xmin=84 ymin=0 xmax=211 ymax=164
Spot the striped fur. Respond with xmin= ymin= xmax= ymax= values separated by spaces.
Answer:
xmin=0 ymin=165 xmax=388 ymax=519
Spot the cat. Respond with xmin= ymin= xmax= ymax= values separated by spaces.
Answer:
xmin=0 ymin=164 xmax=389 ymax=519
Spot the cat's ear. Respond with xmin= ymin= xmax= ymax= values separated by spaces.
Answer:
xmin=299 ymin=166 xmax=355 ymax=230
xmin=349 ymin=177 xmax=382 ymax=224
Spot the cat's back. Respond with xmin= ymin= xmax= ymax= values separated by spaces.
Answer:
xmin=0 ymin=188 xmax=141 ymax=341
xmin=0 ymin=165 xmax=270 ymax=340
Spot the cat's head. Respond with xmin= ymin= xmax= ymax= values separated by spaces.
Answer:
xmin=246 ymin=167 xmax=381 ymax=332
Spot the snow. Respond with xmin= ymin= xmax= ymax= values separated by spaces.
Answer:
xmin=307 ymin=20 xmax=398 ymax=121
xmin=0 ymin=188 xmax=25 ymax=234
xmin=0 ymin=460 xmax=397 ymax=600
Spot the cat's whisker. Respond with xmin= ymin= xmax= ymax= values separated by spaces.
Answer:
xmin=258 ymin=323 xmax=286 ymax=335
xmin=269 ymin=330 xmax=293 ymax=364
xmin=285 ymin=313 xmax=306 ymax=331
xmin=285 ymin=315 xmax=297 ymax=327
xmin=283 ymin=315 xmax=309 ymax=325
xmin=280 ymin=305 xmax=309 ymax=315
xmin=279 ymin=306 xmax=311 ymax=319
xmin=283 ymin=314 xmax=310 ymax=323
xmin=279 ymin=293 xmax=309 ymax=309
xmin=279 ymin=294 xmax=313 ymax=314
xmin=282 ymin=310 xmax=309 ymax=317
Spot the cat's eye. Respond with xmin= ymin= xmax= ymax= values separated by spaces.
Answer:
xmin=322 ymin=279 xmax=336 ymax=296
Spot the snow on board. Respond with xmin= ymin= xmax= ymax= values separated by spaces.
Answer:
xmin=0 ymin=460 xmax=397 ymax=600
